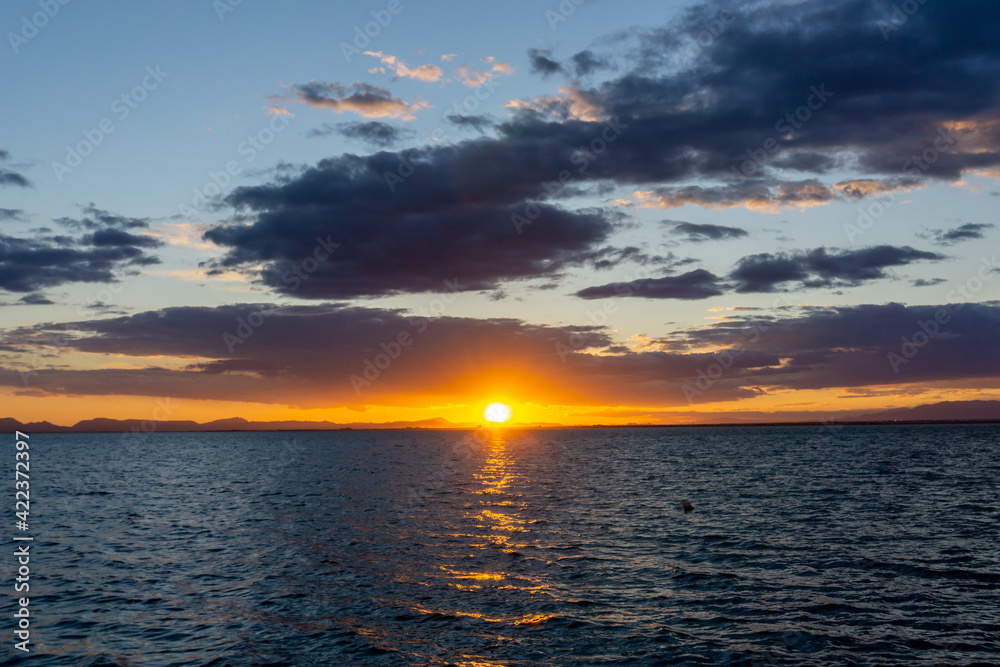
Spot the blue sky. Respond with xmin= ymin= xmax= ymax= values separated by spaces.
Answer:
xmin=2 ymin=0 xmax=999 ymax=424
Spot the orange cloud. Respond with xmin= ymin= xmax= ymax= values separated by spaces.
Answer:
xmin=457 ymin=57 xmax=514 ymax=87
xmin=363 ymin=50 xmax=443 ymax=82
xmin=282 ymin=81 xmax=429 ymax=120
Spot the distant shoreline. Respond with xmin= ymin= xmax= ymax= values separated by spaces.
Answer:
xmin=2 ymin=419 xmax=998 ymax=434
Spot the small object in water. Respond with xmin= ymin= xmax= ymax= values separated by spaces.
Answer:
xmin=681 ymin=502 xmax=694 ymax=513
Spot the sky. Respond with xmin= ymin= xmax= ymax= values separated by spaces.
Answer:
xmin=1 ymin=0 xmax=999 ymax=426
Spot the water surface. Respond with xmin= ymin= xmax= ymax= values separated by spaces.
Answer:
xmin=6 ymin=425 xmax=1000 ymax=665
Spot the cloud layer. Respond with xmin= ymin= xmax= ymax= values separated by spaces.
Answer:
xmin=0 ymin=205 xmax=162 ymax=297
xmin=3 ymin=301 xmax=998 ymax=408
xmin=578 ymin=245 xmax=945 ymax=299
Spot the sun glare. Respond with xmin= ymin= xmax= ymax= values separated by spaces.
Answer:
xmin=484 ymin=402 xmax=513 ymax=423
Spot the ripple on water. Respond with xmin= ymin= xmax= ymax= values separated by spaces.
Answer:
xmin=5 ymin=425 xmax=999 ymax=665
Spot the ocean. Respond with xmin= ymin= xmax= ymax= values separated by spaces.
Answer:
xmin=4 ymin=425 xmax=999 ymax=665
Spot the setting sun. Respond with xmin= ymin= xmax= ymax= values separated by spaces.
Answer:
xmin=484 ymin=402 xmax=513 ymax=423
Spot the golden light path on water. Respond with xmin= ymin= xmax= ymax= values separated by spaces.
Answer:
xmin=399 ymin=428 xmax=554 ymax=664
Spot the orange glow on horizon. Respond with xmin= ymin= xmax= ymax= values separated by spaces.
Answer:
xmin=3 ymin=382 xmax=1000 ymax=428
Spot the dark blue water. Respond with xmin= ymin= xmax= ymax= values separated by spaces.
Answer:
xmin=4 ymin=425 xmax=999 ymax=665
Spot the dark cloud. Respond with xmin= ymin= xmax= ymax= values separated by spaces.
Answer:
xmin=0 ymin=151 xmax=31 ymax=188
xmin=446 ymin=114 xmax=496 ymax=133
xmin=731 ymin=246 xmax=944 ymax=293
xmin=769 ymin=152 xmax=840 ymax=173
xmin=196 ymin=1 xmax=1000 ymax=298
xmin=202 ymin=125 xmax=625 ymax=297
xmin=0 ymin=234 xmax=161 ymax=293
xmin=923 ymin=222 xmax=995 ymax=246
xmin=912 ymin=278 xmax=946 ymax=287
xmin=0 ymin=206 xmax=162 ymax=294
xmin=307 ymin=121 xmax=411 ymax=147
xmin=18 ymin=293 xmax=54 ymax=305
xmin=0 ymin=209 xmax=25 ymax=222
xmin=578 ymin=245 xmax=944 ymax=299
xmin=666 ymin=302 xmax=1000 ymax=393
xmin=88 ymin=229 xmax=162 ymax=248
xmin=4 ymin=301 xmax=997 ymax=408
xmin=528 ymin=48 xmax=563 ymax=77
xmin=0 ymin=304 xmax=615 ymax=406
xmin=670 ymin=221 xmax=748 ymax=242
xmin=576 ymin=269 xmax=725 ymax=300
xmin=505 ymin=0 xmax=1000 ymax=202
xmin=638 ymin=180 xmax=838 ymax=211
xmin=279 ymin=81 xmax=427 ymax=119
xmin=206 ymin=159 xmax=615 ymax=297
xmin=571 ymin=50 xmax=608 ymax=77
xmin=55 ymin=204 xmax=151 ymax=231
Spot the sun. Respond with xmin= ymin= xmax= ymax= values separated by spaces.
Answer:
xmin=484 ymin=402 xmax=513 ymax=424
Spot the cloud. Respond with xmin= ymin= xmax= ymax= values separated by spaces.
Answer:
xmin=571 ymin=50 xmax=608 ymax=77
xmin=0 ymin=232 xmax=161 ymax=294
xmin=280 ymin=81 xmax=429 ymax=120
xmin=263 ymin=105 xmax=293 ymax=117
xmin=526 ymin=48 xmax=608 ymax=78
xmin=307 ymin=120 xmax=412 ymax=147
xmin=54 ymin=203 xmax=151 ymax=231
xmin=86 ymin=229 xmax=162 ymax=248
xmin=483 ymin=1 xmax=1000 ymax=211
xmin=18 ymin=293 xmax=54 ymax=305
xmin=576 ymin=269 xmax=726 ymax=300
xmin=4 ymin=301 xmax=997 ymax=408
xmin=0 ymin=209 xmax=26 ymax=222
xmin=144 ymin=222 xmax=214 ymax=251
xmin=0 ymin=204 xmax=163 ymax=295
xmin=190 ymin=2 xmax=1000 ymax=300
xmin=832 ymin=177 xmax=923 ymax=200
xmin=0 ymin=150 xmax=30 ymax=188
xmin=922 ymin=222 xmax=995 ymax=246
xmin=670 ymin=221 xmax=749 ymax=242
xmin=731 ymin=246 xmax=945 ymax=293
xmin=528 ymin=48 xmax=563 ymax=77
xmin=577 ymin=245 xmax=945 ymax=299
xmin=457 ymin=57 xmax=514 ymax=87
xmin=445 ymin=114 xmax=496 ymax=133
xmin=204 ymin=150 xmax=616 ymax=298
xmin=666 ymin=302 xmax=1000 ymax=394
xmin=0 ymin=304 xmax=615 ymax=406
xmin=635 ymin=180 xmax=837 ymax=212
xmin=505 ymin=86 xmax=607 ymax=122
xmin=362 ymin=51 xmax=443 ymax=82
